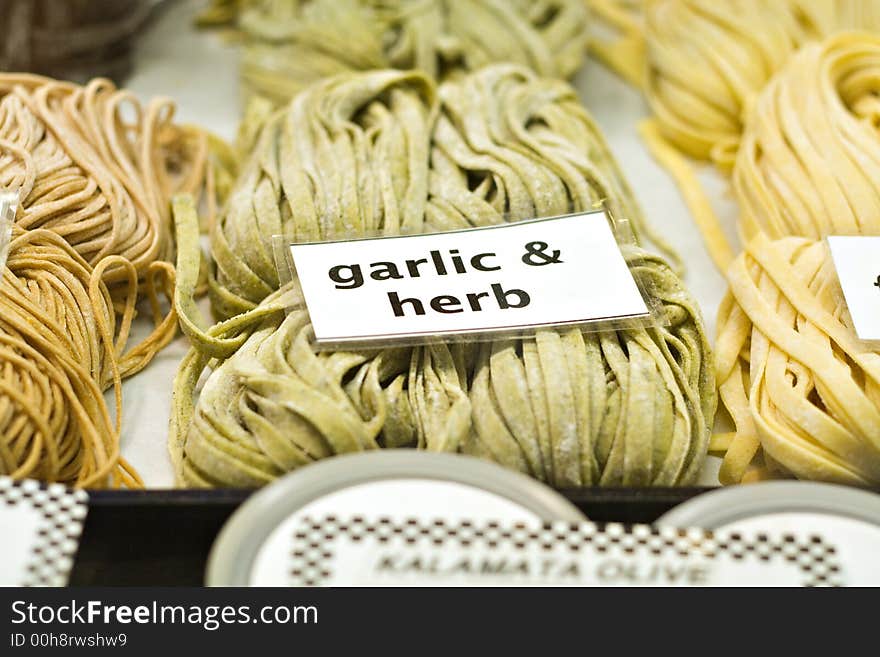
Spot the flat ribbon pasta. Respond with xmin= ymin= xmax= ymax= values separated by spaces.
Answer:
xmin=211 ymin=65 xmax=681 ymax=320
xmin=734 ymin=33 xmax=880 ymax=242
xmin=716 ymin=234 xmax=880 ymax=485
xmin=601 ymin=4 xmax=880 ymax=272
xmin=200 ymin=0 xmax=589 ymax=105
xmin=428 ymin=247 xmax=715 ymax=488
xmin=587 ymin=0 xmax=647 ymax=88
xmin=644 ymin=0 xmax=880 ymax=167
xmin=650 ymin=30 xmax=880 ymax=485
xmin=171 ymin=65 xmax=713 ymax=488
xmin=210 ymin=69 xmax=436 ymax=319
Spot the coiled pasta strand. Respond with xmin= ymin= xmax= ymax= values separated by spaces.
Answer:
xmin=734 ymin=33 xmax=880 ymax=242
xmin=171 ymin=65 xmax=713 ymax=488
xmin=0 ymin=73 xmax=209 ymax=286
xmin=0 ymin=226 xmax=175 ymax=487
xmin=713 ymin=33 xmax=880 ymax=484
xmin=199 ymin=0 xmax=590 ymax=106
xmin=210 ymin=65 xmax=680 ymax=321
xmin=592 ymin=1 xmax=880 ymax=271
xmin=209 ymin=69 xmax=436 ymax=320
xmin=636 ymin=0 xmax=880 ymax=167
xmin=587 ymin=0 xmax=647 ymax=87
xmin=416 ymin=247 xmax=714 ymax=487
xmin=409 ymin=66 xmax=712 ymax=486
xmin=0 ymin=73 xmax=212 ymax=486
xmin=715 ymin=235 xmax=880 ymax=485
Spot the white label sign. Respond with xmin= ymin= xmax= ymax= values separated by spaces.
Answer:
xmin=828 ymin=236 xmax=880 ymax=342
xmin=250 ymin=480 xmax=542 ymax=586
xmin=0 ymin=477 xmax=88 ymax=586
xmin=288 ymin=212 xmax=650 ymax=345
xmin=286 ymin=516 xmax=844 ymax=587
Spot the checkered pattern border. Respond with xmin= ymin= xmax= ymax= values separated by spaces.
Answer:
xmin=289 ymin=516 xmax=842 ymax=587
xmin=0 ymin=477 xmax=88 ymax=586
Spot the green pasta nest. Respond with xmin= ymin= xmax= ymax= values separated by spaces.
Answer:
xmin=200 ymin=0 xmax=591 ymax=105
xmin=171 ymin=65 xmax=714 ymax=488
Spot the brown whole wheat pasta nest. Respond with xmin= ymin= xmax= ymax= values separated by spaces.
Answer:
xmin=0 ymin=72 xmax=211 ymax=487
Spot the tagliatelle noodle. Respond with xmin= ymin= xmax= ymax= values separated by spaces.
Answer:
xmin=734 ymin=33 xmax=880 ymax=242
xmin=713 ymin=32 xmax=880 ymax=484
xmin=210 ymin=66 xmax=682 ymax=321
xmin=587 ymin=0 xmax=647 ymax=87
xmin=646 ymin=0 xmax=809 ymax=167
xmin=200 ymin=0 xmax=590 ymax=106
xmin=593 ymin=2 xmax=880 ymax=271
xmin=208 ymin=69 xmax=436 ymax=320
xmin=642 ymin=0 xmax=879 ymax=165
xmin=408 ymin=66 xmax=713 ymax=486
xmin=715 ymin=234 xmax=880 ymax=485
xmin=435 ymin=246 xmax=715 ymax=487
xmin=172 ymin=198 xmax=417 ymax=487
xmin=171 ymin=65 xmax=714 ymax=488
xmin=584 ymin=8 xmax=880 ymax=486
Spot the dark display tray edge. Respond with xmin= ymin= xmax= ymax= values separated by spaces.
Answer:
xmin=72 ymin=487 xmax=713 ymax=586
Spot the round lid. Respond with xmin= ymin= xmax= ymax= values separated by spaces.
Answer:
xmin=658 ymin=482 xmax=880 ymax=585
xmin=657 ymin=482 xmax=880 ymax=529
xmin=206 ymin=451 xmax=585 ymax=586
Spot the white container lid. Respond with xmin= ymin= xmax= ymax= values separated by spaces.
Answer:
xmin=206 ymin=451 xmax=585 ymax=586
xmin=658 ymin=482 xmax=880 ymax=528
xmin=658 ymin=482 xmax=880 ymax=585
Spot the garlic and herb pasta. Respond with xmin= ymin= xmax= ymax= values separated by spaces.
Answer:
xmin=171 ymin=66 xmax=714 ymax=488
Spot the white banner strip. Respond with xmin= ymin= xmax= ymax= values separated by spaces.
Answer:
xmin=287 ymin=516 xmax=842 ymax=587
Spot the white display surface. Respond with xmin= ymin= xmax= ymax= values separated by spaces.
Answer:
xmin=119 ymin=0 xmax=732 ymax=487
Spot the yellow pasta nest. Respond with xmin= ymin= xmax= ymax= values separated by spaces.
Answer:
xmin=644 ymin=0 xmax=880 ymax=168
xmin=714 ymin=32 xmax=880 ymax=485
xmin=734 ymin=32 xmax=880 ymax=242
xmin=715 ymin=234 xmax=880 ymax=485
